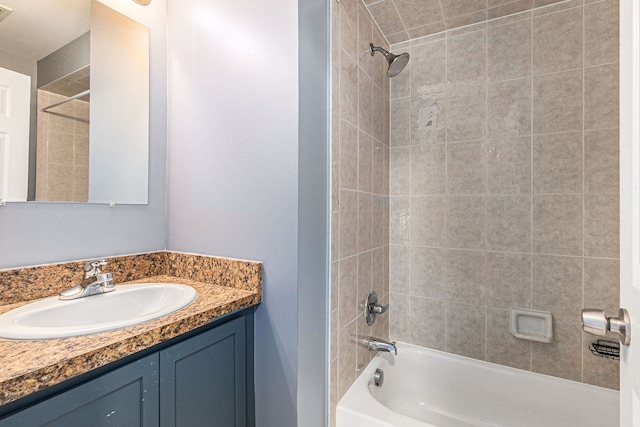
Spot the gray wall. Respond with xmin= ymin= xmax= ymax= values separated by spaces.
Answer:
xmin=0 ymin=0 xmax=167 ymax=269
xmin=166 ymin=0 xmax=329 ymax=425
xmin=298 ymin=0 xmax=329 ymax=424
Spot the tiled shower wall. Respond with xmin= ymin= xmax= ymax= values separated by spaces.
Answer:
xmin=35 ymin=91 xmax=90 ymax=202
xmin=389 ymin=0 xmax=619 ymax=389
xmin=329 ymin=0 xmax=391 ymax=424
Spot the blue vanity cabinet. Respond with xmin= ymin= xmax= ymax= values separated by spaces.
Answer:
xmin=0 ymin=309 xmax=255 ymax=427
xmin=0 ymin=353 xmax=160 ymax=427
xmin=160 ymin=315 xmax=247 ymax=427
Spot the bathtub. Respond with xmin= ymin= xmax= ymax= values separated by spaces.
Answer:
xmin=337 ymin=342 xmax=619 ymax=427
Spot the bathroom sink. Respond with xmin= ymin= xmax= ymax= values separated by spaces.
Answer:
xmin=0 ymin=283 xmax=197 ymax=340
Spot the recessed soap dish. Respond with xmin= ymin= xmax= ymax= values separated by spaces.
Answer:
xmin=510 ymin=308 xmax=553 ymax=343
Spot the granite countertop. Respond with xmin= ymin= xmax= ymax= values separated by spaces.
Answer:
xmin=0 ymin=275 xmax=261 ymax=407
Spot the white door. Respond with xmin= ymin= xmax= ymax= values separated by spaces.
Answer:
xmin=620 ymin=0 xmax=640 ymax=425
xmin=0 ymin=66 xmax=30 ymax=202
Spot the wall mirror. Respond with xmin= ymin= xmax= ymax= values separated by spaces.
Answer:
xmin=0 ymin=0 xmax=149 ymax=204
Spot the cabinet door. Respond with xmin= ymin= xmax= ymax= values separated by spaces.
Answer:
xmin=0 ymin=353 xmax=159 ymax=427
xmin=160 ymin=316 xmax=247 ymax=427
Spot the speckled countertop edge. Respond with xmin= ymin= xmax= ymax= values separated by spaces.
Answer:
xmin=0 ymin=275 xmax=261 ymax=406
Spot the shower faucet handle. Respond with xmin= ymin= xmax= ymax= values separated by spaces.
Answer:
xmin=365 ymin=291 xmax=389 ymax=326
xmin=581 ymin=308 xmax=631 ymax=346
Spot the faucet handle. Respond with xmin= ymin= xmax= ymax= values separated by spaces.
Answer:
xmin=84 ymin=259 xmax=107 ymax=278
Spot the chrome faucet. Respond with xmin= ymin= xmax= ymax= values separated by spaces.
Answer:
xmin=59 ymin=259 xmax=115 ymax=300
xmin=364 ymin=336 xmax=397 ymax=355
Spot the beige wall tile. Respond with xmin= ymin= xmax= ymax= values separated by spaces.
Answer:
xmin=410 ymin=297 xmax=446 ymax=350
xmin=74 ymin=136 xmax=89 ymax=167
xmin=440 ymin=0 xmax=486 ymax=18
xmin=338 ymin=320 xmax=357 ymax=399
xmin=390 ymin=196 xmax=411 ymax=244
xmin=358 ymin=193 xmax=373 ymax=252
xmin=486 ymin=307 xmax=532 ymax=370
xmin=358 ymin=4 xmax=374 ymax=78
xmin=372 ymin=86 xmax=387 ymax=142
xmin=486 ymin=137 xmax=532 ymax=194
xmin=74 ymin=101 xmax=89 ymax=137
xmin=72 ymin=166 xmax=88 ymax=203
xmin=411 ymin=39 xmax=447 ymax=96
xmin=532 ymin=7 xmax=582 ymax=75
xmin=395 ymin=0 xmax=443 ymax=31
xmin=532 ymin=255 xmax=582 ymax=314
xmin=532 ymin=132 xmax=583 ymax=194
xmin=531 ymin=316 xmax=582 ymax=381
xmin=339 ymin=120 xmax=358 ymax=190
xmin=445 ymin=302 xmax=486 ymax=360
xmin=358 ymin=68 xmax=373 ymax=132
xmin=584 ymin=63 xmax=619 ymax=131
xmin=372 ymin=196 xmax=388 ymax=247
xmin=533 ymin=0 xmax=582 ymax=15
xmin=340 ymin=48 xmax=359 ymax=126
xmin=446 ymin=249 xmax=486 ymax=305
xmin=487 ymin=79 xmax=532 ymax=138
xmin=446 ymin=196 xmax=486 ymax=249
xmin=487 ymin=18 xmax=532 ymax=82
xmin=584 ymin=0 xmax=619 ymax=67
xmin=532 ymin=195 xmax=583 ymax=255
xmin=47 ymin=131 xmax=74 ymax=166
xmin=411 ymin=143 xmax=446 ymax=195
xmin=585 ymin=129 xmax=619 ymax=194
xmin=332 ymin=164 xmax=340 ymax=214
xmin=411 ymin=93 xmax=447 ymax=144
xmin=331 ymin=261 xmax=339 ymax=311
xmin=407 ymin=22 xmax=446 ymax=39
xmin=447 ymin=140 xmax=486 ymax=194
xmin=47 ymin=164 xmax=74 ymax=201
xmin=584 ymin=193 xmax=619 ymax=258
xmin=487 ymin=195 xmax=532 ymax=252
xmin=486 ymin=252 xmax=532 ymax=309
xmin=411 ymin=246 xmax=446 ymax=299
xmin=358 ymin=252 xmax=373 ymax=307
xmin=390 ymin=98 xmax=411 ymax=147
xmin=533 ymin=70 xmax=583 ymax=134
xmin=372 ymin=140 xmax=388 ymax=195
xmin=584 ymin=257 xmax=619 ymax=315
xmin=339 ymin=190 xmax=358 ymax=257
xmin=390 ymin=292 xmax=411 ymax=341
xmin=339 ymin=255 xmax=358 ymax=328
xmin=488 ymin=0 xmax=534 ymax=20
xmin=367 ymin=0 xmax=406 ymax=36
xmin=445 ymin=11 xmax=487 ymax=29
xmin=339 ymin=0 xmax=359 ymax=61
xmin=390 ymin=147 xmax=411 ymax=195
xmin=372 ymin=246 xmax=390 ymax=297
xmin=446 ymin=84 xmax=486 ymax=142
xmin=447 ymin=30 xmax=486 ymax=86
xmin=359 ymin=131 xmax=373 ymax=192
xmin=390 ymin=245 xmax=411 ymax=294
xmin=411 ymin=195 xmax=447 ymax=246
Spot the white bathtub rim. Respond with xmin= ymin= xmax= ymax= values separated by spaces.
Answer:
xmin=337 ymin=341 xmax=619 ymax=427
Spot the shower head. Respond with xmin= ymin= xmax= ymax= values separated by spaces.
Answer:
xmin=370 ymin=43 xmax=410 ymax=78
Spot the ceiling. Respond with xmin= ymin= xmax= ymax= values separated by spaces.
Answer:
xmin=0 ymin=0 xmax=89 ymax=62
xmin=363 ymin=0 xmax=569 ymax=44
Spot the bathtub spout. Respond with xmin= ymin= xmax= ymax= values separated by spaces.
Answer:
xmin=366 ymin=336 xmax=397 ymax=355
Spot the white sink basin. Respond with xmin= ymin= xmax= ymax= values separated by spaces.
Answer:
xmin=0 ymin=283 xmax=197 ymax=340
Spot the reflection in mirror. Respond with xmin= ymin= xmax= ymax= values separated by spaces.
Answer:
xmin=0 ymin=0 xmax=149 ymax=204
